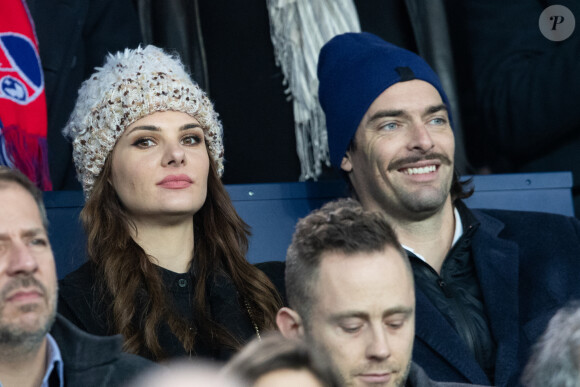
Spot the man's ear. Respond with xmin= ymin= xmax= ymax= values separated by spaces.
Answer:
xmin=276 ymin=307 xmax=305 ymax=339
xmin=341 ymin=152 xmax=353 ymax=173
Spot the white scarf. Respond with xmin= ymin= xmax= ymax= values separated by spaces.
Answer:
xmin=267 ymin=0 xmax=360 ymax=180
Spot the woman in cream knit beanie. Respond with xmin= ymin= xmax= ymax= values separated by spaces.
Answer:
xmin=63 ymin=45 xmax=224 ymax=198
xmin=58 ymin=46 xmax=283 ymax=361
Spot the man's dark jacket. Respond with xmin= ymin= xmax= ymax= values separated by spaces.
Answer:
xmin=50 ymin=314 xmax=155 ymax=386
xmin=413 ymin=206 xmax=580 ymax=386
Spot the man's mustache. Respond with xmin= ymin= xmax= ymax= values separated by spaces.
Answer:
xmin=388 ymin=152 xmax=452 ymax=171
xmin=0 ymin=276 xmax=48 ymax=302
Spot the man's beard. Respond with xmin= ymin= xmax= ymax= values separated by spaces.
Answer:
xmin=308 ymin=332 xmax=413 ymax=387
xmin=346 ymin=358 xmax=411 ymax=387
xmin=393 ymin=360 xmax=411 ymax=387
xmin=0 ymin=275 xmax=57 ymax=358
xmin=388 ymin=152 xmax=453 ymax=217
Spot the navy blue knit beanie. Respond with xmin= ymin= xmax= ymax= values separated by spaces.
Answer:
xmin=318 ymin=32 xmax=452 ymax=169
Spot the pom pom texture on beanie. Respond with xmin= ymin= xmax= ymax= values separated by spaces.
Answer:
xmin=63 ymin=45 xmax=224 ymax=198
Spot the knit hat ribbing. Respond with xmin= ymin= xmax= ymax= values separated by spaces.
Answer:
xmin=317 ymin=32 xmax=452 ymax=169
xmin=63 ymin=45 xmax=224 ymax=198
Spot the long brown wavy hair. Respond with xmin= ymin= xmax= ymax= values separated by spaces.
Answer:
xmin=81 ymin=146 xmax=283 ymax=360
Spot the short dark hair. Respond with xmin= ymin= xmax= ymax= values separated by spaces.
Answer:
xmin=224 ymin=333 xmax=341 ymax=387
xmin=285 ymin=198 xmax=409 ymax=319
xmin=0 ymin=166 xmax=48 ymax=230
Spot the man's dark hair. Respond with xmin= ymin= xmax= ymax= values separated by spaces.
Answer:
xmin=450 ymin=170 xmax=474 ymax=202
xmin=285 ymin=198 xmax=409 ymax=320
xmin=0 ymin=166 xmax=48 ymax=230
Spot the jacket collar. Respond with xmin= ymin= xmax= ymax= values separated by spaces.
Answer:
xmin=470 ymin=209 xmax=520 ymax=386
xmin=50 ymin=314 xmax=123 ymax=370
xmin=414 ymin=204 xmax=520 ymax=385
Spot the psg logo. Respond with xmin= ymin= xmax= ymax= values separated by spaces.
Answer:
xmin=0 ymin=32 xmax=43 ymax=105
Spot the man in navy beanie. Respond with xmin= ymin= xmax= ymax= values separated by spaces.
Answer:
xmin=318 ymin=32 xmax=580 ymax=387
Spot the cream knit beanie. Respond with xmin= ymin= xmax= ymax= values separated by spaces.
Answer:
xmin=63 ymin=45 xmax=224 ymax=198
